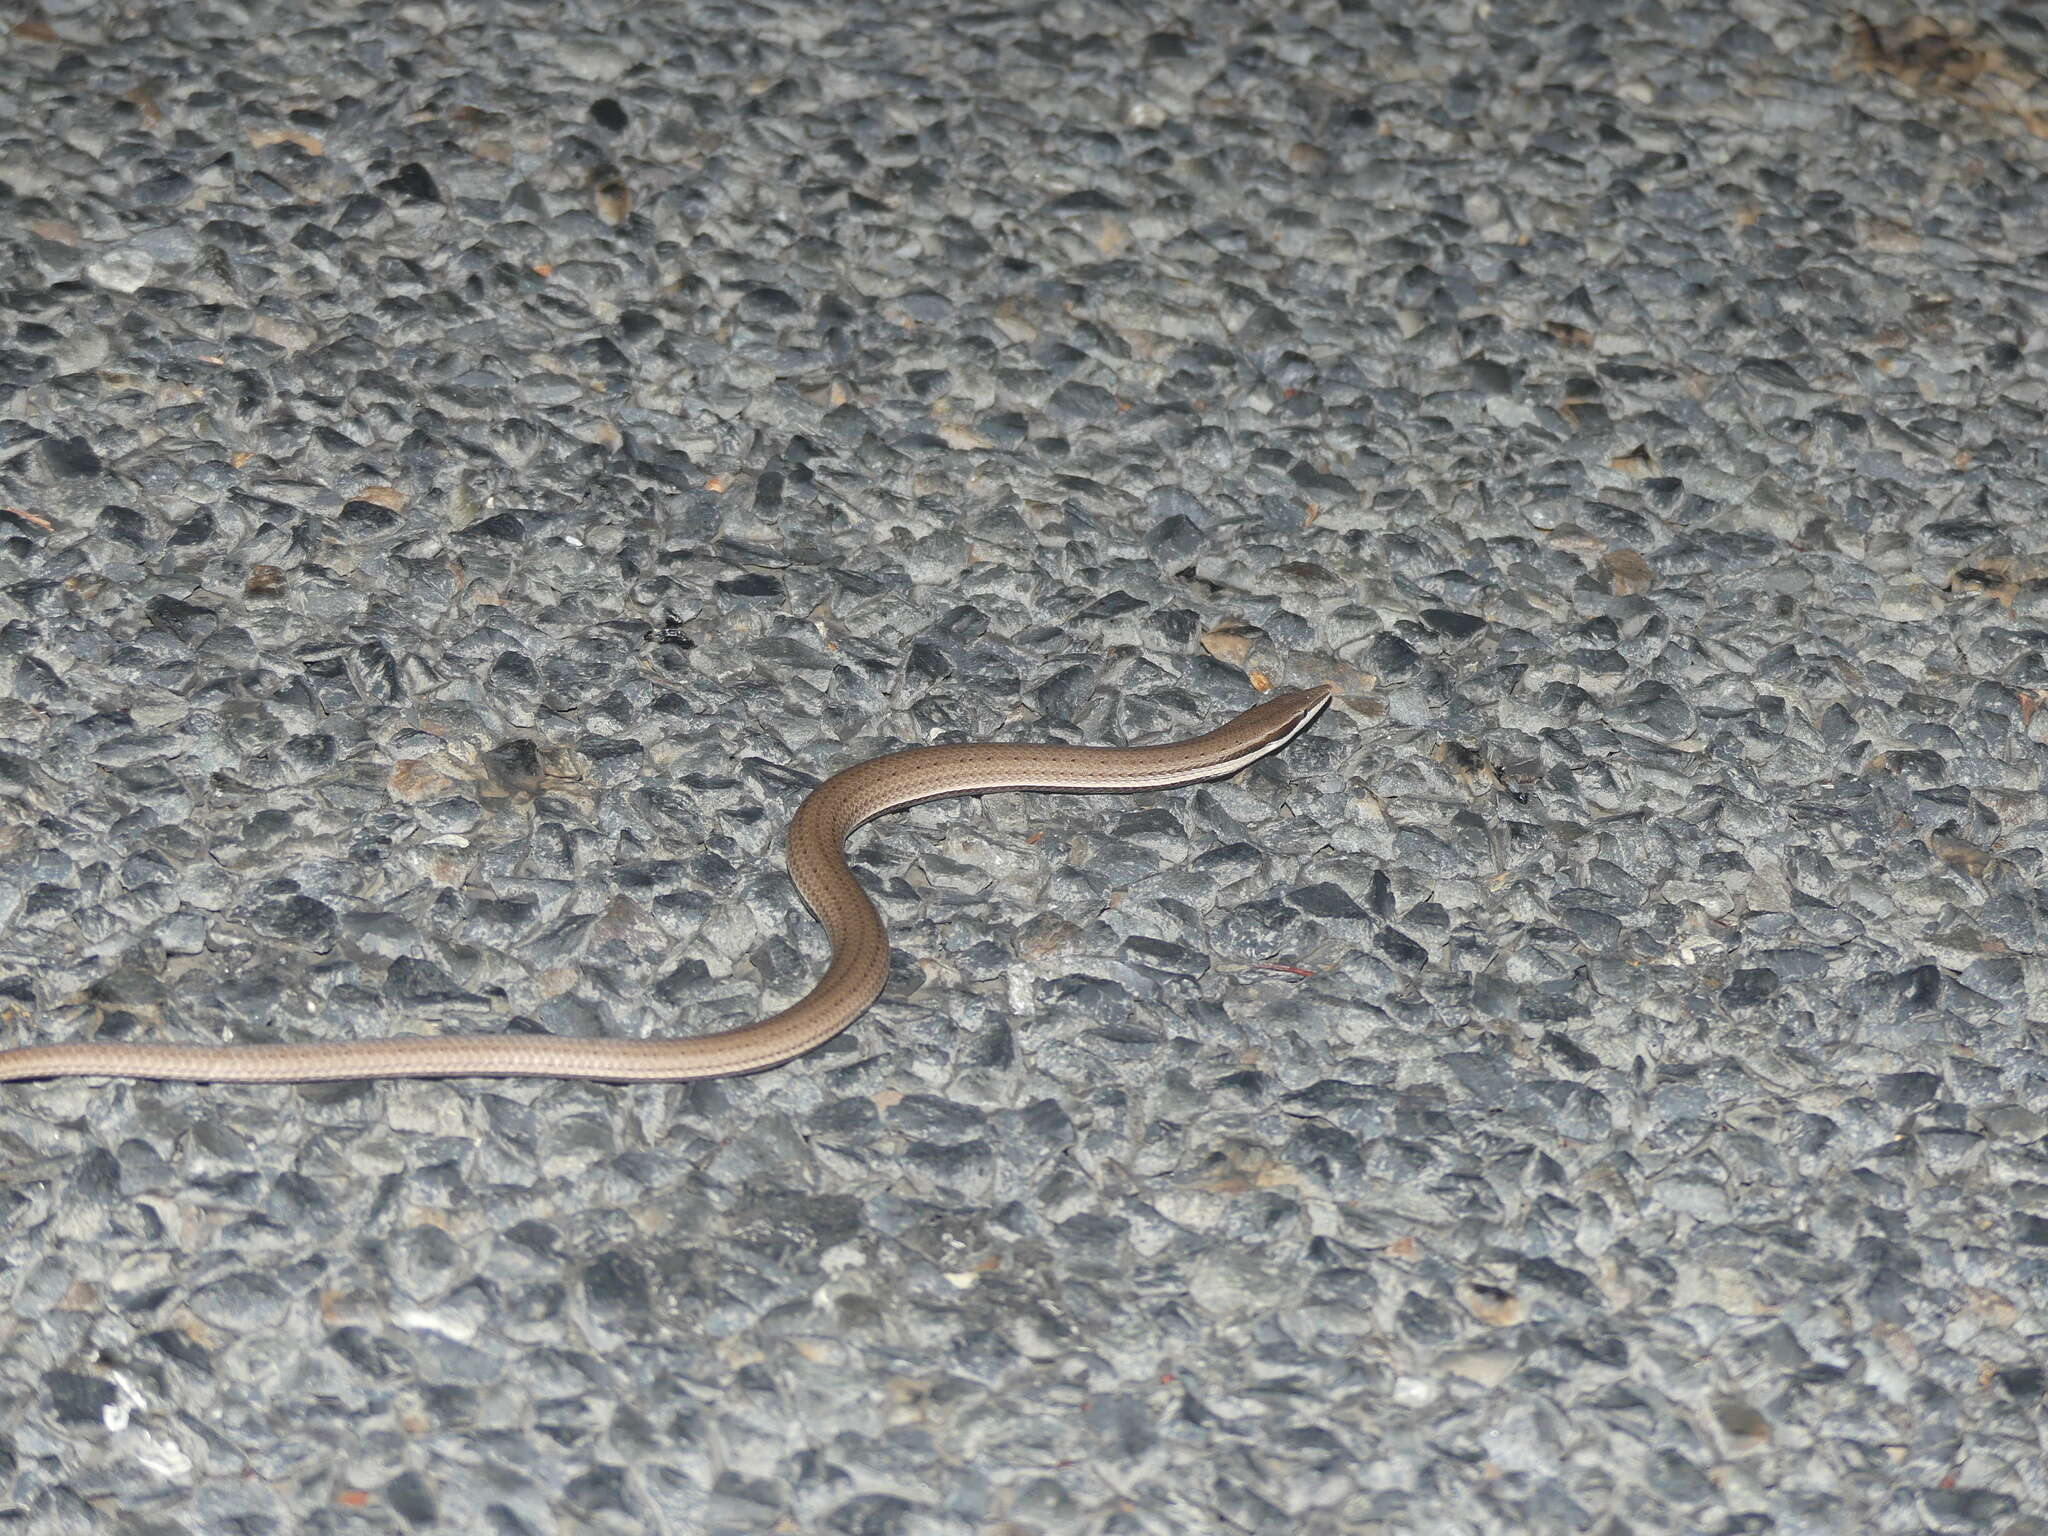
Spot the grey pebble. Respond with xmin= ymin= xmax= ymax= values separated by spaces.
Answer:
xmin=0 ymin=1 xmax=2044 ymax=1532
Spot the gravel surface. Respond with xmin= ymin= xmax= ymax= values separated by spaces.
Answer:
xmin=4 ymin=1 xmax=2048 ymax=1532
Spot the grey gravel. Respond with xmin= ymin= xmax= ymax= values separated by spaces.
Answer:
xmin=4 ymin=1 xmax=2048 ymax=1532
